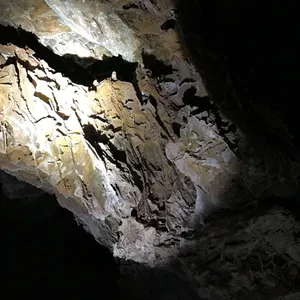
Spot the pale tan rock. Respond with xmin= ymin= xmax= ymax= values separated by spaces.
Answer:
xmin=0 ymin=0 xmax=184 ymax=62
xmin=1 ymin=42 xmax=299 ymax=271
xmin=0 ymin=44 xmax=194 ymax=257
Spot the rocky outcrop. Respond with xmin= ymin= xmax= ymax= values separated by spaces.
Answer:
xmin=1 ymin=0 xmax=300 ymax=297
xmin=120 ymin=202 xmax=300 ymax=300
xmin=1 ymin=42 xmax=299 ymax=268
xmin=0 ymin=43 xmax=191 ymax=262
xmin=0 ymin=0 xmax=182 ymax=63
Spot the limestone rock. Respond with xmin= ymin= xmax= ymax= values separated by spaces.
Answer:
xmin=0 ymin=1 xmax=299 ymax=298
xmin=0 ymin=44 xmax=193 ymax=261
xmin=120 ymin=203 xmax=300 ymax=299
xmin=0 ymin=0 xmax=183 ymax=62
xmin=1 ymin=43 xmax=300 ymax=267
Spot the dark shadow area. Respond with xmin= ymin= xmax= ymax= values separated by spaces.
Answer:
xmin=0 ymin=24 xmax=95 ymax=86
xmin=176 ymin=0 xmax=300 ymax=158
xmin=0 ymin=24 xmax=137 ymax=86
xmin=263 ymin=195 xmax=300 ymax=219
xmin=1 ymin=172 xmax=300 ymax=299
xmin=118 ymin=259 xmax=200 ymax=300
xmin=161 ymin=19 xmax=177 ymax=31
xmin=122 ymin=3 xmax=139 ymax=10
xmin=142 ymin=53 xmax=174 ymax=77
xmin=182 ymin=86 xmax=212 ymax=112
xmin=0 ymin=174 xmax=119 ymax=299
xmin=87 ymin=54 xmax=137 ymax=82
xmin=118 ymin=199 xmax=300 ymax=300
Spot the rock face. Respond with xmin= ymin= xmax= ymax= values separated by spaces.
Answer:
xmin=1 ymin=1 xmax=300 ymax=298
xmin=0 ymin=42 xmax=299 ymax=265
xmin=0 ymin=0 xmax=182 ymax=63
xmin=119 ymin=202 xmax=300 ymax=300
xmin=0 ymin=43 xmax=200 ymax=263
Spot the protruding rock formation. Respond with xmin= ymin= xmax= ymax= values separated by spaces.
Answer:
xmin=1 ymin=42 xmax=299 ymax=267
xmin=1 ymin=1 xmax=300 ymax=298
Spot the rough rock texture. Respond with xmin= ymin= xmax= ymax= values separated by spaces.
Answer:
xmin=0 ymin=0 xmax=182 ymax=63
xmin=183 ymin=204 xmax=300 ymax=299
xmin=1 ymin=42 xmax=299 ymax=266
xmin=1 ymin=0 xmax=300 ymax=298
xmin=0 ymin=44 xmax=188 ymax=260
xmin=120 ymin=202 xmax=300 ymax=300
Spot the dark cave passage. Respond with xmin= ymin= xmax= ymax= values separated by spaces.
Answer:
xmin=176 ymin=0 xmax=299 ymax=153
xmin=0 ymin=173 xmax=119 ymax=299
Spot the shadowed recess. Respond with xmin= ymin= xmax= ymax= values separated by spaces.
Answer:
xmin=0 ymin=175 xmax=119 ymax=299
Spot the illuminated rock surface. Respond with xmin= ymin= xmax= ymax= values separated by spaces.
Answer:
xmin=1 ymin=43 xmax=299 ymax=264
xmin=0 ymin=1 xmax=300 ymax=299
xmin=0 ymin=0 xmax=182 ymax=62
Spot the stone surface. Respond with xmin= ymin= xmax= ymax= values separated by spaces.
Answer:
xmin=0 ymin=0 xmax=183 ymax=63
xmin=1 ymin=0 xmax=300 ymax=298
xmin=1 ymin=43 xmax=300 ymax=267
xmin=119 ymin=202 xmax=300 ymax=299
xmin=0 ymin=44 xmax=191 ymax=259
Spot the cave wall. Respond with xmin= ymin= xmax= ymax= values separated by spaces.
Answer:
xmin=0 ymin=0 xmax=182 ymax=62
xmin=0 ymin=0 xmax=299 ymax=273
xmin=0 ymin=40 xmax=299 ymax=267
xmin=1 ymin=1 xmax=300 ymax=299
